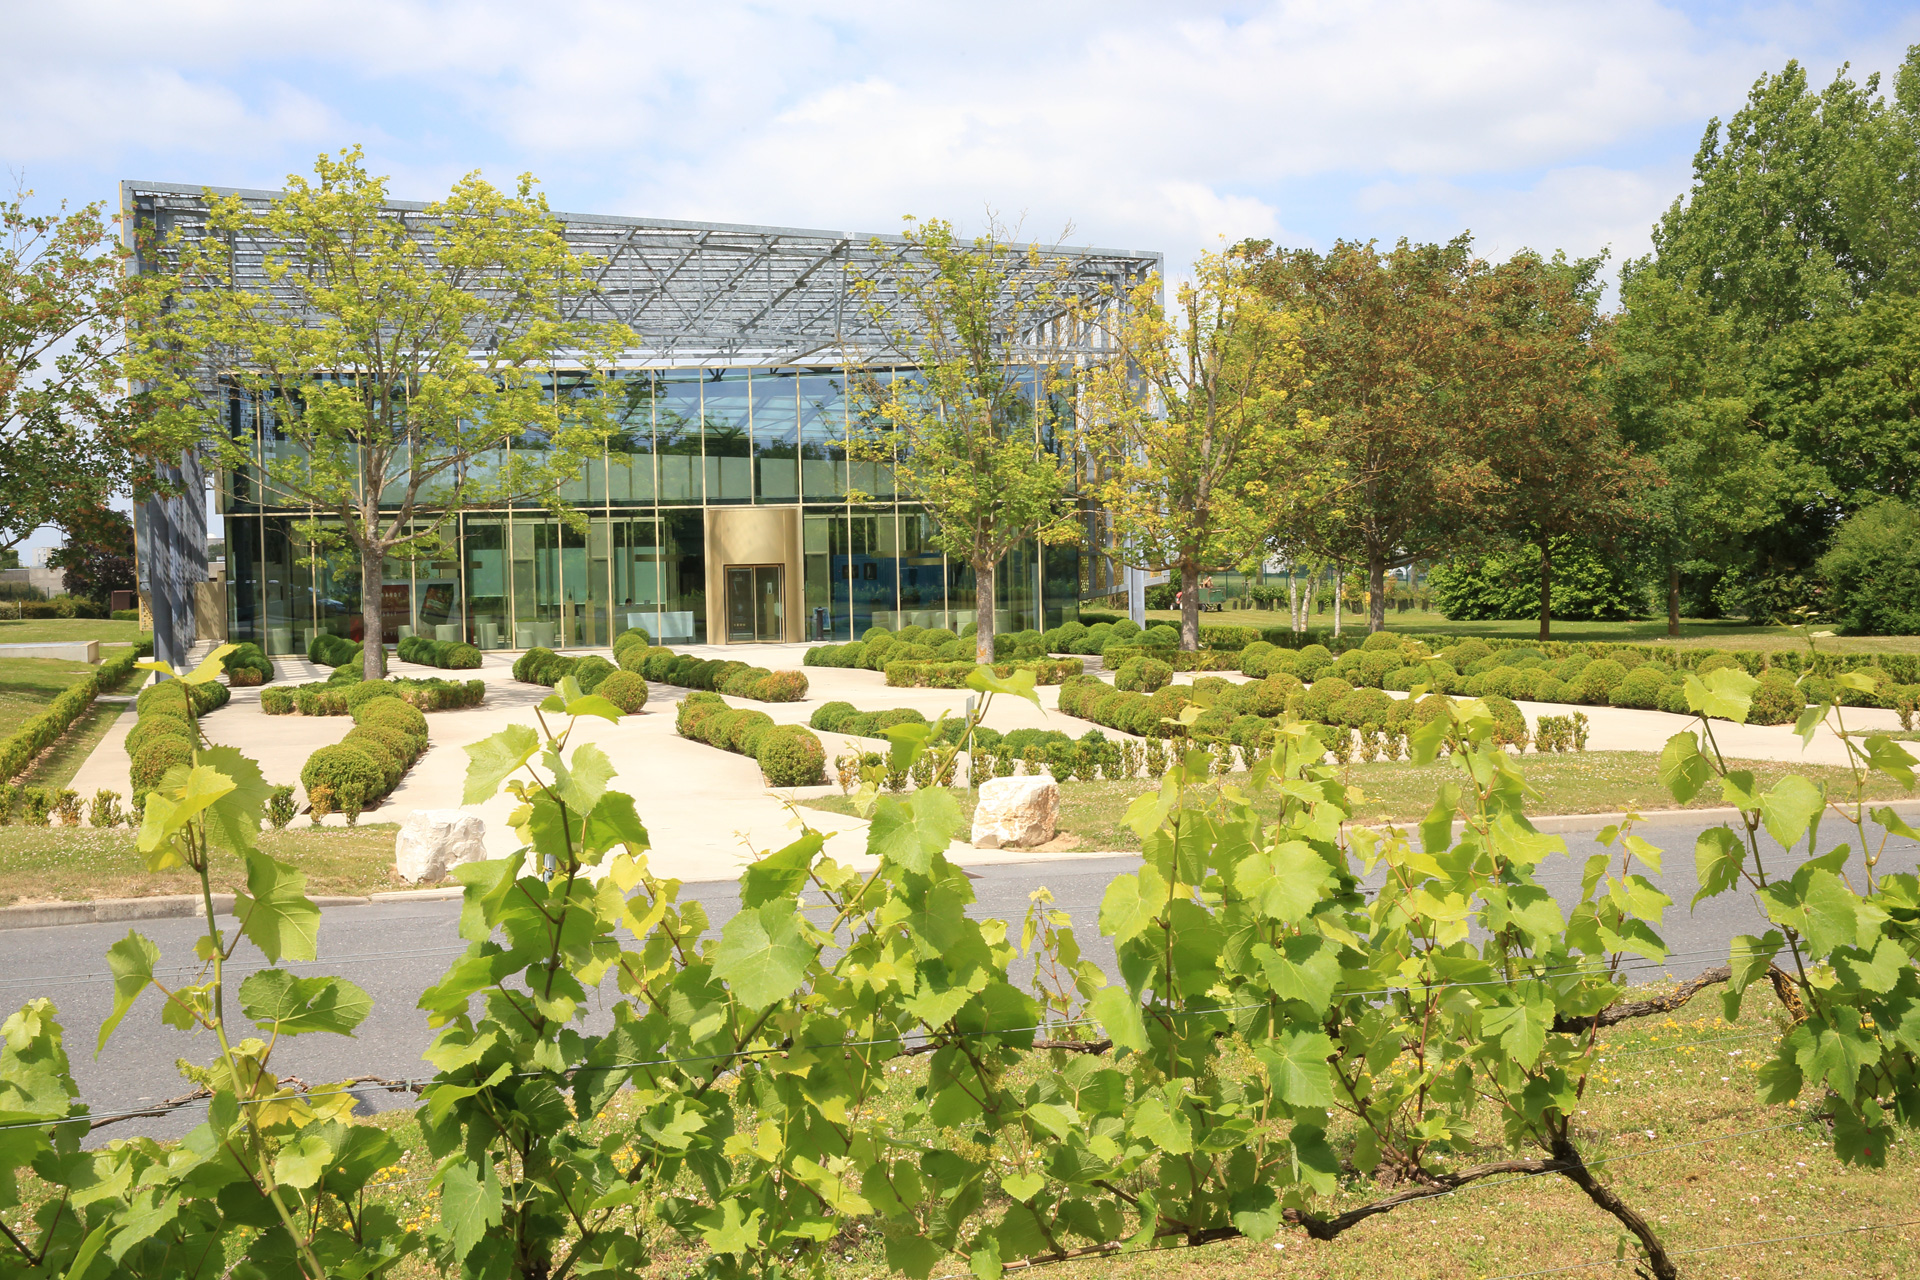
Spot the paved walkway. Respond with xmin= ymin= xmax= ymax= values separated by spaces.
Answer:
xmin=63 ymin=642 xmax=1909 ymax=882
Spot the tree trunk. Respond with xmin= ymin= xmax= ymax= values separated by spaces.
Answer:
xmin=1367 ymin=551 xmax=1387 ymax=633
xmin=973 ymin=558 xmax=995 ymax=664
xmin=1548 ymin=1135 xmax=1678 ymax=1280
xmin=1179 ymin=560 xmax=1200 ymax=652
xmin=1331 ymin=562 xmax=1342 ymax=638
xmin=361 ymin=541 xmax=387 ymax=681
xmin=1667 ymin=560 xmax=1681 ymax=637
xmin=1286 ymin=562 xmax=1301 ymax=633
xmin=1538 ymin=538 xmax=1553 ymax=643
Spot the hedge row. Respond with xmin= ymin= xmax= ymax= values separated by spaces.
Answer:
xmin=397 ymin=635 xmax=483 ymax=669
xmin=676 ymin=691 xmax=826 ymax=786
xmin=2 ymin=595 xmax=107 ymax=619
xmin=307 ymin=632 xmax=363 ymax=668
xmin=883 ymin=658 xmax=1082 ymax=688
xmin=221 ymin=642 xmax=274 ymax=686
xmin=300 ymin=697 xmax=431 ymax=816
xmin=614 ymin=645 xmax=807 ymax=702
xmin=0 ymin=641 xmax=148 ymax=782
xmin=804 ymin=624 xmax=975 ymax=670
xmin=1231 ymin=633 xmax=1883 ymax=726
xmin=262 ymin=676 xmax=487 ymax=716
xmin=126 ymin=668 xmax=231 ymax=799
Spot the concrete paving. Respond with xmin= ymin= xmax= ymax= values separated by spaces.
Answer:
xmin=60 ymin=642 xmax=1911 ymax=884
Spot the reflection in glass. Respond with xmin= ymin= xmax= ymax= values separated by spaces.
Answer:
xmin=462 ymin=517 xmax=509 ymax=649
xmin=609 ymin=372 xmax=657 ymax=503
xmin=752 ymin=370 xmax=799 ymax=502
xmin=612 ymin=516 xmax=662 ymax=639
xmin=661 ymin=509 xmax=706 ymax=644
xmin=850 ymin=369 xmax=897 ymax=499
xmin=898 ymin=509 xmax=946 ymax=629
xmin=802 ymin=512 xmax=848 ymax=641
xmin=510 ymin=521 xmax=563 ymax=649
xmin=849 ymin=510 xmax=897 ymax=635
xmin=1044 ymin=538 xmax=1081 ymax=629
xmin=259 ymin=515 xmax=311 ymax=656
xmin=798 ymin=375 xmax=846 ymax=499
xmin=702 ymin=369 xmax=751 ymax=504
xmin=658 ymin=371 xmax=702 ymax=503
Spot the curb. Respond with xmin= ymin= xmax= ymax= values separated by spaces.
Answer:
xmin=0 ymin=887 xmax=467 ymax=932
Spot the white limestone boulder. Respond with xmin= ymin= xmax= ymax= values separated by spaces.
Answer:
xmin=970 ymin=775 xmax=1059 ymax=850
xmin=394 ymin=810 xmax=487 ymax=884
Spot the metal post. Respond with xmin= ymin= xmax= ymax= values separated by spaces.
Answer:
xmin=1126 ymin=564 xmax=1146 ymax=627
xmin=964 ymin=695 xmax=977 ymax=796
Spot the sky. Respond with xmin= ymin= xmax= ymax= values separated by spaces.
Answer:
xmin=5 ymin=0 xmax=1920 ymax=552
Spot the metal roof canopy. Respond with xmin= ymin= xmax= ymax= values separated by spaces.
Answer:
xmin=123 ymin=180 xmax=1162 ymax=366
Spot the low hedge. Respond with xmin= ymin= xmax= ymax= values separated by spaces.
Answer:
xmin=2 ymin=595 xmax=106 ymax=619
xmin=397 ymin=634 xmax=483 ymax=669
xmin=0 ymin=640 xmax=148 ymax=783
xmin=809 ymin=702 xmax=928 ymax=738
xmin=299 ymin=695 xmax=431 ymax=814
xmin=307 ymin=632 xmax=363 ymax=668
xmin=221 ymin=642 xmax=274 ymax=686
xmin=611 ymin=626 xmax=653 ymax=668
xmin=883 ymin=658 xmax=1081 ymax=688
xmin=1113 ymin=656 xmax=1173 ymax=693
xmin=264 ymin=676 xmax=485 ymax=716
xmin=614 ymin=645 xmax=809 ymax=702
xmin=676 ymin=692 xmax=825 ymax=786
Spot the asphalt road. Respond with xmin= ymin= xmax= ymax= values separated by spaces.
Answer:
xmin=7 ymin=810 xmax=1915 ymax=1145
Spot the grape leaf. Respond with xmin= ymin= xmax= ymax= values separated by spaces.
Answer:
xmin=233 ymin=849 xmax=320 ymax=963
xmin=463 ymin=724 xmax=539 ymax=805
xmin=713 ymin=903 xmax=815 ymax=1007
xmin=97 ymin=931 xmax=159 ymax=1054
xmin=239 ymin=969 xmax=373 ymax=1036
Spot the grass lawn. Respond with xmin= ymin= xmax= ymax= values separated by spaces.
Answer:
xmin=0 ymin=655 xmax=107 ymax=740
xmin=0 ymin=617 xmax=148 ymax=646
xmin=0 ymin=823 xmax=402 ymax=905
xmin=21 ymin=700 xmax=129 ymax=790
xmin=802 ymin=750 xmax=1914 ymax=852
xmin=44 ymin=980 xmax=1907 ymax=1279
xmin=1146 ymin=606 xmax=1920 ymax=655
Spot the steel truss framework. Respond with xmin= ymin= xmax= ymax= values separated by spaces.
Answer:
xmin=122 ymin=181 xmax=1162 ymax=366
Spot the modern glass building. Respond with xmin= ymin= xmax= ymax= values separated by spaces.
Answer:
xmin=123 ymin=182 xmax=1158 ymax=661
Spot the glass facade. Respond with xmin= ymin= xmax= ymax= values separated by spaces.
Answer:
xmin=220 ymin=365 xmax=1083 ymax=652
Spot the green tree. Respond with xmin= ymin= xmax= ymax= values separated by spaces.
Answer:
xmin=849 ymin=218 xmax=1082 ymax=662
xmin=1245 ymin=236 xmax=1507 ymax=634
xmin=1077 ymin=249 xmax=1321 ymax=650
xmin=1816 ymin=498 xmax=1920 ymax=634
xmin=50 ymin=506 xmax=136 ymax=605
xmin=134 ymin=148 xmax=629 ymax=680
xmin=0 ymin=187 xmax=157 ymax=553
xmin=1475 ymin=251 xmax=1657 ymax=640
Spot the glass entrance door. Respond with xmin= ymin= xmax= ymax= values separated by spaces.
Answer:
xmin=725 ymin=565 xmax=785 ymax=642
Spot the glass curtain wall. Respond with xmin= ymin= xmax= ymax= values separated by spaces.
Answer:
xmin=222 ymin=361 xmax=1083 ymax=653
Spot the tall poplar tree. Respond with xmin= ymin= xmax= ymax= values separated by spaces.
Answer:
xmin=136 ymin=148 xmax=629 ymax=680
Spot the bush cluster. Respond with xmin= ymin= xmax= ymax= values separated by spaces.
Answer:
xmin=220 ymin=642 xmax=274 ymax=686
xmin=397 ymin=634 xmax=483 ymax=669
xmin=126 ymin=675 xmax=230 ymax=799
xmin=307 ymin=632 xmax=364 ymax=668
xmin=0 ymin=641 xmax=146 ymax=782
xmin=611 ymin=626 xmax=653 ymax=669
xmin=804 ymin=624 xmax=974 ymax=670
xmin=1112 ymin=656 xmax=1173 ymax=693
xmin=110 ymin=607 xmax=142 ymax=621
xmin=676 ymin=692 xmax=826 ymax=786
xmin=609 ymin=645 xmax=808 ymax=702
xmin=300 ymin=695 xmax=430 ymax=816
xmin=262 ymin=676 xmax=485 ymax=716
xmin=883 ymin=658 xmax=1081 ymax=688
xmin=809 ymin=702 xmax=929 ymax=738
xmin=596 ymin=669 xmax=650 ymax=713
xmin=2 ymin=595 xmax=107 ymax=619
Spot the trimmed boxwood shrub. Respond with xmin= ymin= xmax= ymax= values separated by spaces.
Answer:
xmin=1300 ymin=676 xmax=1354 ymax=724
xmin=1482 ymin=694 xmax=1529 ymax=749
xmin=130 ymin=737 xmax=194 ymax=796
xmin=884 ymin=658 xmax=1081 ymax=688
xmin=301 ymin=744 xmax=386 ymax=811
xmin=1608 ymin=666 xmax=1671 ymax=710
xmin=757 ymin=724 xmax=827 ymax=786
xmin=1330 ymin=687 xmax=1395 ymax=729
xmin=397 ymin=635 xmax=483 ymax=669
xmin=1114 ymin=656 xmax=1173 ymax=693
xmin=570 ymin=655 xmax=617 ymax=694
xmin=1750 ymin=671 xmax=1805 ymax=726
xmin=221 ymin=642 xmax=274 ymax=686
xmin=1575 ymin=659 xmax=1628 ymax=705
xmin=137 ymin=679 xmax=229 ymax=717
xmin=355 ymin=698 xmax=429 ymax=750
xmin=597 ymin=670 xmax=649 ymax=713
xmin=125 ymin=715 xmax=194 ymax=758
xmin=307 ymin=632 xmax=362 ymax=668
xmin=260 ymin=686 xmax=297 ymax=715
xmin=345 ymin=681 xmax=403 ymax=712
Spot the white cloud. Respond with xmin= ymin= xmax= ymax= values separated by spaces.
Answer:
xmin=0 ymin=0 xmax=1911 ymax=275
